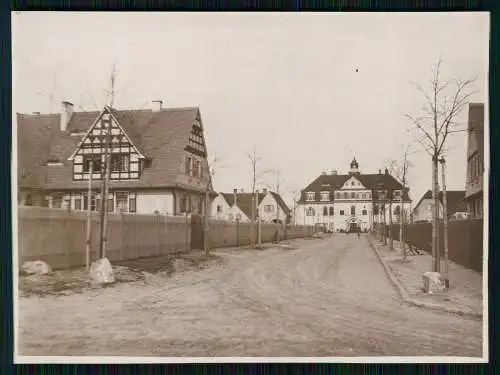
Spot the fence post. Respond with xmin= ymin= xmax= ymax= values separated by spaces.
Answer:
xmin=156 ymin=213 xmax=161 ymax=257
xmin=119 ymin=213 xmax=124 ymax=260
xmin=236 ymin=219 xmax=240 ymax=247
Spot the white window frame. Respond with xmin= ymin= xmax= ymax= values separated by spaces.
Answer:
xmin=306 ymin=192 xmax=315 ymax=201
xmin=320 ymin=191 xmax=330 ymax=201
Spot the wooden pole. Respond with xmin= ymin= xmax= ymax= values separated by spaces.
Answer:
xmin=257 ymin=191 xmax=262 ymax=245
xmin=85 ymin=161 xmax=93 ymax=270
xmin=440 ymin=158 xmax=450 ymax=288
xmin=101 ymin=115 xmax=112 ymax=259
xmin=204 ymin=188 xmax=210 ymax=257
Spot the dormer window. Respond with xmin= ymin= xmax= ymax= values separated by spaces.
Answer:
xmin=320 ymin=191 xmax=330 ymax=201
xmin=306 ymin=192 xmax=315 ymax=201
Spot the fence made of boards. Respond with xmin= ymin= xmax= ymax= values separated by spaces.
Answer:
xmin=376 ymin=219 xmax=483 ymax=272
xmin=17 ymin=207 xmax=316 ymax=270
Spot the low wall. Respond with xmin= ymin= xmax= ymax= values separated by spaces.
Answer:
xmin=379 ymin=219 xmax=483 ymax=272
xmin=17 ymin=207 xmax=315 ymax=270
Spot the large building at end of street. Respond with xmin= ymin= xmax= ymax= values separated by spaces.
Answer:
xmin=295 ymin=159 xmax=411 ymax=232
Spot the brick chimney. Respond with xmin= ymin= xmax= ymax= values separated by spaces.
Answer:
xmin=60 ymin=101 xmax=74 ymax=132
xmin=233 ymin=188 xmax=238 ymax=206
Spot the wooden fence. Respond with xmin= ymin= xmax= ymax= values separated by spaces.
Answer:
xmin=17 ymin=207 xmax=315 ymax=270
xmin=378 ymin=219 xmax=484 ymax=272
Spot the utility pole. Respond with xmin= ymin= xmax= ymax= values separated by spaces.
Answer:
xmin=250 ymin=192 xmax=255 ymax=248
xmin=257 ymin=190 xmax=262 ymax=245
xmin=85 ymin=161 xmax=93 ymax=270
xmin=440 ymin=158 xmax=450 ymax=289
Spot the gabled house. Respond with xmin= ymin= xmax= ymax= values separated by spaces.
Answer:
xmin=411 ymin=190 xmax=468 ymax=223
xmin=296 ymin=158 xmax=411 ymax=232
xmin=212 ymin=188 xmax=291 ymax=223
xmin=17 ymin=101 xmax=217 ymax=216
xmin=464 ymin=103 xmax=485 ymax=219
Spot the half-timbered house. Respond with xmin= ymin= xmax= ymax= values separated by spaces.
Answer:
xmin=17 ymin=101 xmax=217 ymax=216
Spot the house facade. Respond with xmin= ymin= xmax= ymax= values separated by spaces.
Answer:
xmin=17 ymin=101 xmax=217 ymax=216
xmin=296 ymin=159 xmax=411 ymax=232
xmin=464 ymin=103 xmax=485 ymax=219
xmin=411 ymin=190 xmax=468 ymax=223
xmin=212 ymin=188 xmax=291 ymax=223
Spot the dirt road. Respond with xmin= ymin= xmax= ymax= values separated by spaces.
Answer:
xmin=18 ymin=235 xmax=483 ymax=357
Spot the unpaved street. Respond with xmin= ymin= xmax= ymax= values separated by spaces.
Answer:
xmin=18 ymin=235 xmax=483 ymax=357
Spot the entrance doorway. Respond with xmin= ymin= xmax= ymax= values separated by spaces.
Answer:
xmin=349 ymin=222 xmax=360 ymax=233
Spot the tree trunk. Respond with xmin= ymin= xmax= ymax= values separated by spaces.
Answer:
xmin=441 ymin=160 xmax=449 ymax=288
xmin=431 ymin=156 xmax=440 ymax=272
xmin=383 ymin=204 xmax=387 ymax=245
xmin=389 ymin=200 xmax=393 ymax=250
xmin=400 ymin=198 xmax=406 ymax=261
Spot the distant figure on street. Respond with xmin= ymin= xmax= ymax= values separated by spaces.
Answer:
xmin=357 ymin=231 xmax=360 ymax=239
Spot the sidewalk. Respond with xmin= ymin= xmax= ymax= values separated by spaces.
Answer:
xmin=368 ymin=235 xmax=483 ymax=319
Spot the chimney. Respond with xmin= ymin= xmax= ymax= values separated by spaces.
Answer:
xmin=60 ymin=101 xmax=74 ymax=132
xmin=378 ymin=169 xmax=381 ymax=174
xmin=385 ymin=168 xmax=389 ymax=175
xmin=263 ymin=188 xmax=268 ymax=195
xmin=331 ymin=170 xmax=338 ymax=175
xmin=233 ymin=188 xmax=238 ymax=206
xmin=322 ymin=171 xmax=327 ymax=175
xmin=152 ymin=100 xmax=163 ymax=111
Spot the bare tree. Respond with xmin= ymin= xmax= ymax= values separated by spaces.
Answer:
xmin=386 ymin=144 xmax=414 ymax=261
xmin=262 ymin=167 xmax=287 ymax=223
xmin=405 ymin=58 xmax=478 ymax=273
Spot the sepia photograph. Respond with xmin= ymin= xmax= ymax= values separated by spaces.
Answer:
xmin=12 ymin=11 xmax=489 ymax=362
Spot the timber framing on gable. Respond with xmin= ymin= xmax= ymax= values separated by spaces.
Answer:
xmin=185 ymin=112 xmax=207 ymax=158
xmin=68 ymin=107 xmax=145 ymax=181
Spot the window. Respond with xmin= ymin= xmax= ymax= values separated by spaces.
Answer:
xmin=116 ymin=192 xmax=128 ymax=212
xmin=323 ymin=206 xmax=328 ymax=216
xmin=200 ymin=162 xmax=204 ymax=179
xmin=180 ymin=193 xmax=188 ymax=213
xmin=306 ymin=192 xmax=315 ymax=201
xmin=351 ymin=205 xmax=356 ymax=215
xmin=111 ymin=154 xmax=130 ymax=172
xmin=264 ymin=205 xmax=274 ymax=213
xmin=217 ymin=205 xmax=223 ymax=213
xmin=340 ymin=210 xmax=344 ymax=216
xmin=52 ymin=193 xmax=63 ymax=209
xmin=343 ymin=192 xmax=348 ymax=199
xmin=306 ymin=207 xmax=315 ymax=216
xmin=185 ymin=156 xmax=192 ymax=175
xmin=351 ymin=181 xmax=355 ymax=186
xmin=83 ymin=155 xmax=102 ymax=173
xmin=129 ymin=192 xmax=137 ymax=213
xmin=236 ymin=213 xmax=242 ymax=221
xmin=394 ymin=191 xmax=400 ymax=199
xmin=373 ymin=206 xmax=379 ymax=215
xmin=74 ymin=195 xmax=82 ymax=210
xmin=193 ymin=159 xmax=199 ymax=177
xmin=351 ymin=192 xmax=356 ymax=199
xmin=336 ymin=192 xmax=340 ymax=199
xmin=329 ymin=206 xmax=334 ymax=216
xmin=362 ymin=209 xmax=367 ymax=215
xmin=320 ymin=191 xmax=330 ymax=201
xmin=83 ymin=193 xmax=98 ymax=211
xmin=394 ymin=206 xmax=401 ymax=215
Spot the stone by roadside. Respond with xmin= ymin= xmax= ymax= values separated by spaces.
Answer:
xmin=368 ymin=235 xmax=483 ymax=319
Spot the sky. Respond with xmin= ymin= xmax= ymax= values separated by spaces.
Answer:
xmin=12 ymin=12 xmax=489 ymax=207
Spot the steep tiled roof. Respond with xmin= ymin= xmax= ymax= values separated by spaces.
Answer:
xmin=298 ymin=172 xmax=411 ymax=203
xmin=270 ymin=191 xmax=291 ymax=215
xmin=221 ymin=192 xmax=265 ymax=220
xmin=220 ymin=191 xmax=290 ymax=219
xmin=415 ymin=190 xmax=467 ymax=216
xmin=17 ymin=107 xmax=211 ymax=191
